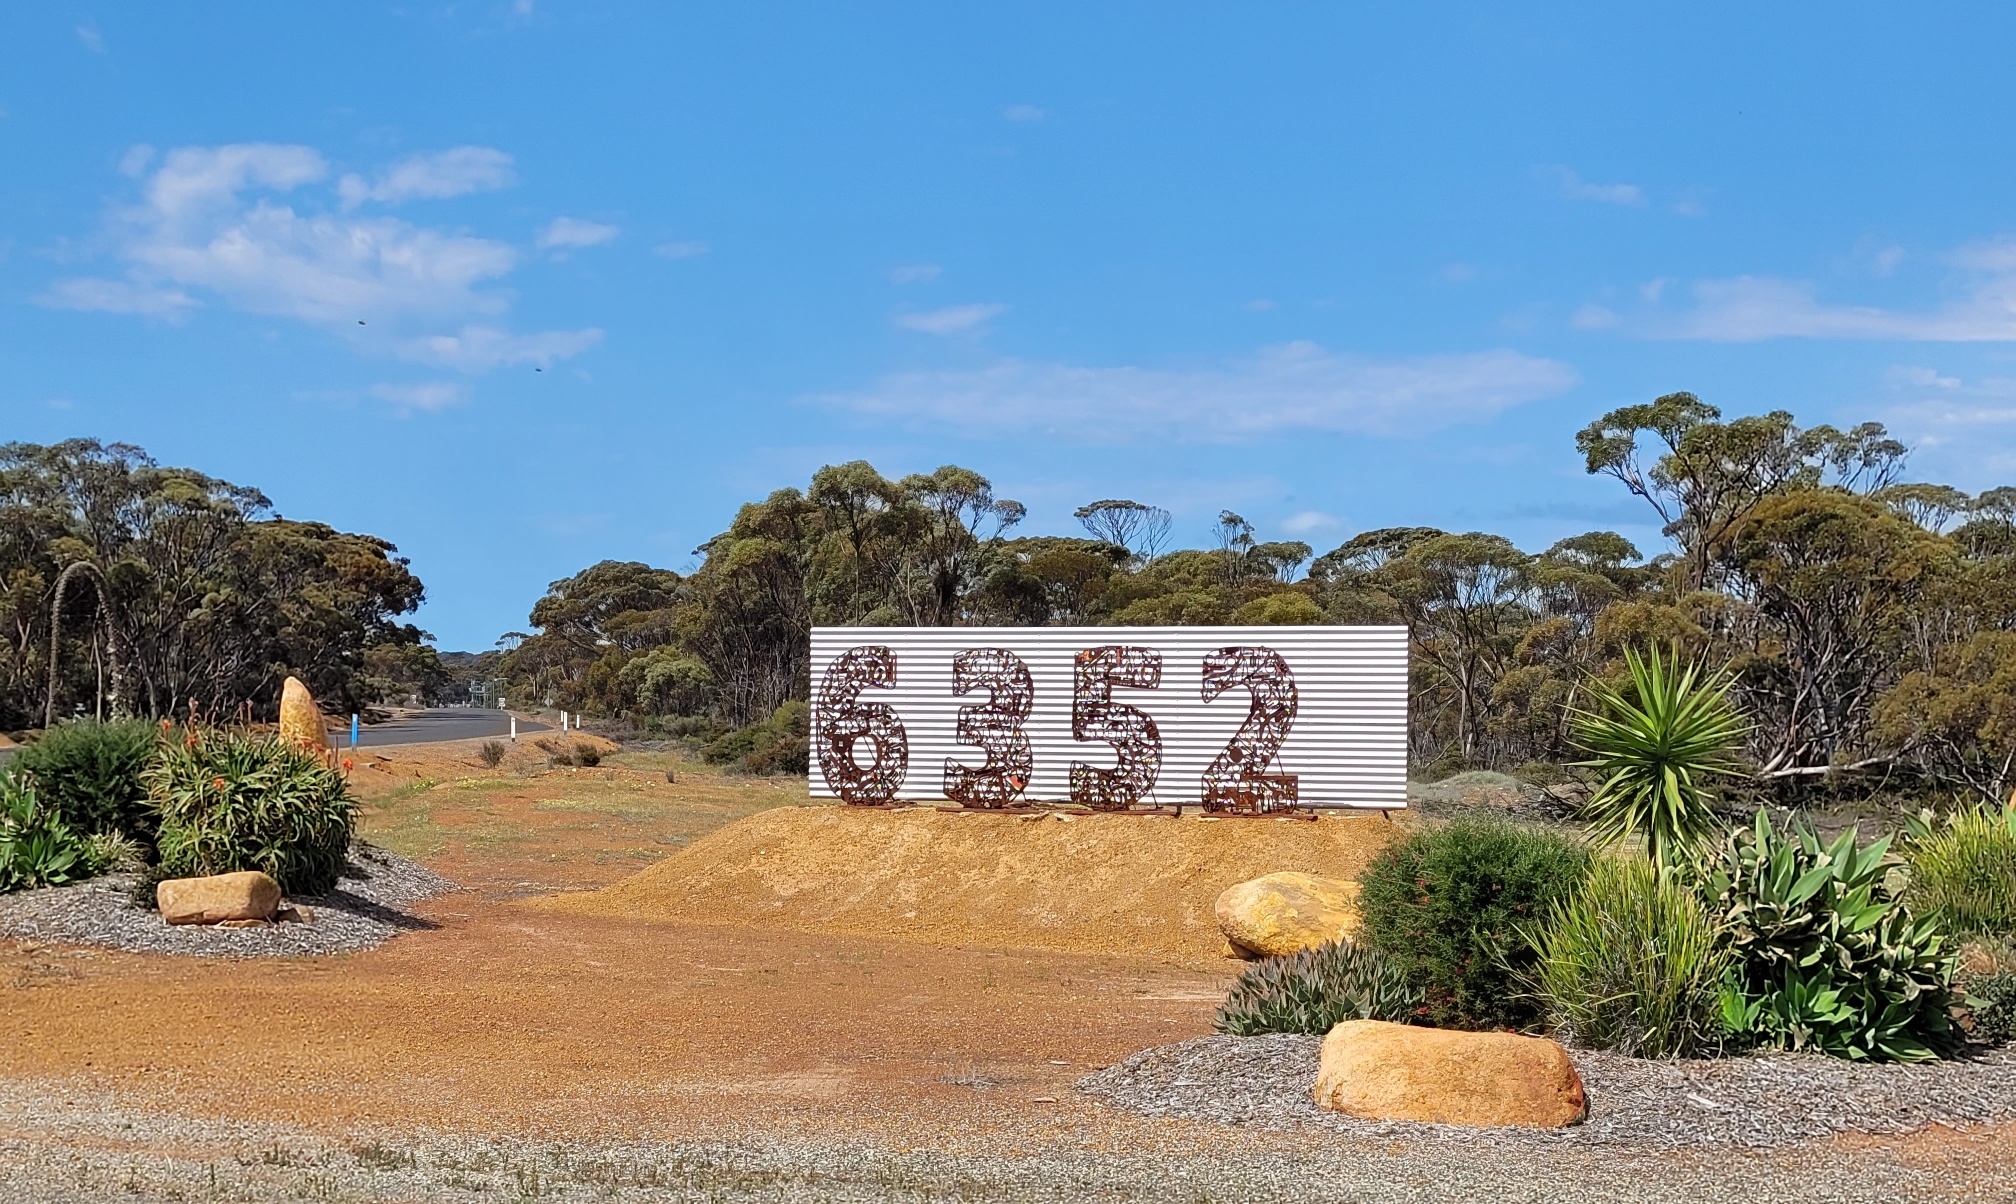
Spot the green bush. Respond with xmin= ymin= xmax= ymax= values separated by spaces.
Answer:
xmin=146 ymin=728 xmax=356 ymax=896
xmin=1966 ymin=971 xmax=2016 ymax=1045
xmin=1530 ymin=855 xmax=1729 ymax=1057
xmin=573 ymin=742 xmax=602 ymax=768
xmin=1708 ymin=809 xmax=1962 ymax=1062
xmin=11 ymin=719 xmax=161 ymax=849
xmin=1905 ymin=801 xmax=2016 ymax=940
xmin=703 ymin=700 xmax=809 ymax=775
xmin=1214 ymin=940 xmax=1421 ymax=1035
xmin=1358 ymin=816 xmax=1592 ymax=1030
xmin=0 ymin=772 xmax=93 ymax=892
xmin=1571 ymin=646 xmax=1747 ymax=868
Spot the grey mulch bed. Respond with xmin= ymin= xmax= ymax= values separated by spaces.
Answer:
xmin=1075 ymin=1032 xmax=2016 ymax=1149
xmin=0 ymin=843 xmax=454 ymax=957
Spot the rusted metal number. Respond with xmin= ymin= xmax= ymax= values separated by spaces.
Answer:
xmin=1070 ymin=645 xmax=1163 ymax=810
xmin=943 ymin=648 xmax=1035 ymax=807
xmin=1200 ymin=646 xmax=1300 ymax=813
xmin=816 ymin=645 xmax=909 ymax=805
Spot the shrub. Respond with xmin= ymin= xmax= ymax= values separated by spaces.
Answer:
xmin=1905 ymin=801 xmax=2016 ymax=940
xmin=1529 ymin=855 xmax=1729 ymax=1057
xmin=477 ymin=740 xmax=506 ymax=768
xmin=1708 ymin=809 xmax=1962 ymax=1062
xmin=0 ymin=772 xmax=93 ymax=892
xmin=147 ymin=728 xmax=356 ymax=896
xmin=704 ymin=700 xmax=809 ymax=775
xmin=1966 ymin=971 xmax=2016 ymax=1045
xmin=1214 ymin=940 xmax=1421 ymax=1035
xmin=572 ymin=742 xmax=602 ymax=768
xmin=11 ymin=719 xmax=161 ymax=850
xmin=1571 ymin=646 xmax=1747 ymax=868
xmin=1358 ymin=816 xmax=1592 ymax=1029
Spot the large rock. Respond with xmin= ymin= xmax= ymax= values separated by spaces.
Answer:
xmin=278 ymin=676 xmax=329 ymax=752
xmin=1314 ymin=1020 xmax=1587 ymax=1128
xmin=1215 ymin=871 xmax=1360 ymax=957
xmin=157 ymin=871 xmax=283 ymax=925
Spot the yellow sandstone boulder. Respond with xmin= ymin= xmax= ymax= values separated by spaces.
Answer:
xmin=1313 ymin=1020 xmax=1587 ymax=1128
xmin=157 ymin=871 xmax=283 ymax=925
xmin=1215 ymin=871 xmax=1360 ymax=957
xmin=278 ymin=676 xmax=329 ymax=752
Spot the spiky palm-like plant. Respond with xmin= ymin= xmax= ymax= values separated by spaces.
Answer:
xmin=1572 ymin=646 xmax=1748 ymax=868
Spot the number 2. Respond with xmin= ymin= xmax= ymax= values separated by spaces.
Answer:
xmin=1200 ymin=646 xmax=1299 ymax=813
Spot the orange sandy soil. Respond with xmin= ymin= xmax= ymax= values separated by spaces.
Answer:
xmin=1 ymin=738 xmax=2013 ymax=1185
xmin=0 ymin=740 xmax=1257 ymax=1152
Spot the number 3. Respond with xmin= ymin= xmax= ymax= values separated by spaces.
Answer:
xmin=944 ymin=648 xmax=1034 ymax=807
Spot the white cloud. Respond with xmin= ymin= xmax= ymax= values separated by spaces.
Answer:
xmin=889 ymin=263 xmax=941 ymax=284
xmin=1631 ymin=237 xmax=2016 ymax=343
xmin=1281 ymin=510 xmax=1342 ymax=535
xmin=397 ymin=324 xmax=603 ymax=372
xmin=1003 ymin=104 xmax=1046 ymax=122
xmin=42 ymin=142 xmax=598 ymax=377
xmin=1554 ymin=167 xmax=1646 ymax=207
xmin=894 ymin=303 xmax=1007 ymax=335
xmin=654 ymin=239 xmax=709 ymax=259
xmin=37 ymin=277 xmax=193 ymax=316
xmin=77 ymin=25 xmax=104 ymax=52
xmin=1245 ymin=299 xmax=1277 ymax=312
xmin=337 ymin=146 xmax=515 ymax=209
xmin=811 ymin=341 xmax=1577 ymax=443
xmin=1884 ymin=366 xmax=2016 ymax=444
xmin=369 ymin=381 xmax=469 ymax=412
xmin=537 ymin=216 xmax=619 ymax=250
xmin=1570 ymin=304 xmax=1621 ymax=330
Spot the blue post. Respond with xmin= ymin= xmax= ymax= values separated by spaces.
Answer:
xmin=350 ymin=713 xmax=360 ymax=748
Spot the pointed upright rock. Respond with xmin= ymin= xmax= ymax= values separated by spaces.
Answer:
xmin=279 ymin=676 xmax=330 ymax=752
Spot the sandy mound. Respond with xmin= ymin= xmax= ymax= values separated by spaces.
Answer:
xmin=536 ymin=805 xmax=1404 ymax=963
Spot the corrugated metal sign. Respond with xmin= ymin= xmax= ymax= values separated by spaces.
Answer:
xmin=809 ymin=626 xmax=1408 ymax=810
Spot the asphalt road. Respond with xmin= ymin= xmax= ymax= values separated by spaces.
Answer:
xmin=0 ymin=709 xmax=554 ymax=763
xmin=340 ymin=708 xmax=552 ymax=748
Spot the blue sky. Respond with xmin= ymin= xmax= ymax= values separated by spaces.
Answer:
xmin=8 ymin=4 xmax=2016 ymax=649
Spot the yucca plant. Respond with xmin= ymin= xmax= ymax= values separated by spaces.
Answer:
xmin=146 ymin=727 xmax=355 ymax=896
xmin=1529 ymin=854 xmax=1730 ymax=1058
xmin=1571 ymin=646 xmax=1749 ymax=868
xmin=1214 ymin=940 xmax=1422 ymax=1035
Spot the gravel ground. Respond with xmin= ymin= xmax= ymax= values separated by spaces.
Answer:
xmin=1076 ymin=1033 xmax=2016 ymax=1149
xmin=0 ymin=1075 xmax=2007 ymax=1203
xmin=0 ymin=843 xmax=454 ymax=957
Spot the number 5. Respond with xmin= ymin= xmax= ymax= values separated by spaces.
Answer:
xmin=1070 ymin=645 xmax=1162 ymax=810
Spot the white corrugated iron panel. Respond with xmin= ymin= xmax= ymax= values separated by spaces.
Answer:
xmin=809 ymin=625 xmax=1409 ymax=808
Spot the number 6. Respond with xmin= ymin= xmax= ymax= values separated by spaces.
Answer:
xmin=816 ymin=646 xmax=908 ymax=805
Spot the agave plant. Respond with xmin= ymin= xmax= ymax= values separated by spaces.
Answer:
xmin=0 ymin=772 xmax=90 ymax=893
xmin=1214 ymin=940 xmax=1422 ymax=1035
xmin=1571 ymin=646 xmax=1749 ymax=868
xmin=1709 ymin=809 xmax=1963 ymax=1062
